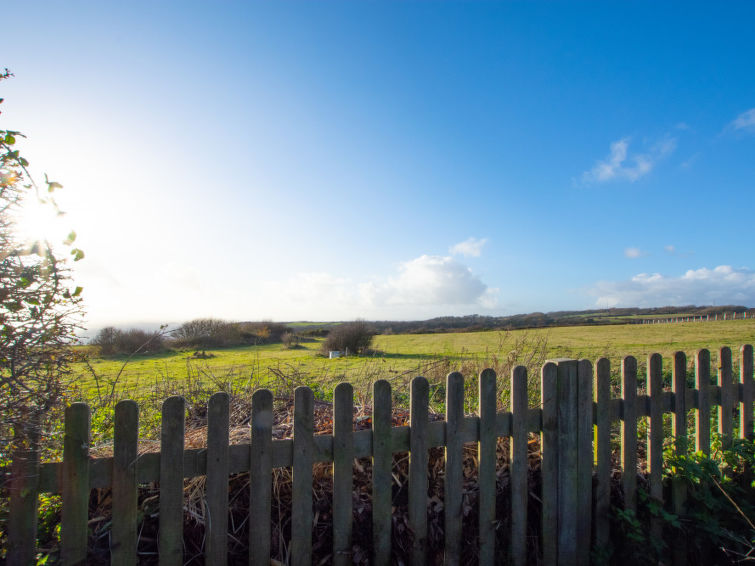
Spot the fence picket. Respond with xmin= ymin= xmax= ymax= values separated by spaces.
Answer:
xmin=647 ymin=353 xmax=664 ymax=542
xmin=741 ymin=345 xmax=754 ymax=441
xmin=444 ymin=372 xmax=464 ymax=565
xmin=333 ymin=382 xmax=354 ymax=566
xmin=696 ymin=350 xmax=711 ymax=456
xmin=593 ymin=358 xmax=611 ymax=554
xmin=250 ymin=389 xmax=273 ymax=566
xmin=7 ymin=422 xmax=41 ymax=565
xmin=372 ymin=380 xmax=393 ymax=566
xmin=409 ymin=376 xmax=430 ymax=566
xmin=719 ymin=347 xmax=734 ymax=448
xmin=672 ymin=351 xmax=688 ymax=566
xmin=478 ymin=369 xmax=498 ymax=566
xmin=112 ymin=400 xmax=139 ymax=566
xmin=621 ymin=356 xmax=638 ymax=513
xmin=61 ymin=402 xmax=91 ymax=566
xmin=291 ymin=386 xmax=314 ymax=565
xmin=206 ymin=392 xmax=230 ymax=566
xmin=556 ymin=359 xmax=578 ymax=565
xmin=577 ymin=359 xmax=593 ymax=566
xmin=511 ymin=366 xmax=528 ymax=566
xmin=159 ymin=396 xmax=185 ymax=566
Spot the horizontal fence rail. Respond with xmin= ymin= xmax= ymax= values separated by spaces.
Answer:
xmin=4 ymin=345 xmax=754 ymax=565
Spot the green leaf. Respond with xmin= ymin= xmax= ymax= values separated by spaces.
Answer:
xmin=73 ymin=286 xmax=83 ymax=297
xmin=4 ymin=133 xmax=15 ymax=144
xmin=44 ymin=173 xmax=63 ymax=192
xmin=64 ymin=231 xmax=77 ymax=245
xmin=71 ymin=248 xmax=85 ymax=261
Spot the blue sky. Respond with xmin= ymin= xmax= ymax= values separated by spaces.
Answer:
xmin=3 ymin=2 xmax=755 ymax=327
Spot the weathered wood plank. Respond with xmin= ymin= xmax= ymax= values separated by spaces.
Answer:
xmin=409 ymin=376 xmax=429 ymax=566
xmin=249 ymin=389 xmax=273 ymax=566
xmin=695 ymin=350 xmax=711 ymax=456
xmin=621 ymin=356 xmax=638 ymax=513
xmin=577 ymin=359 xmax=593 ymax=566
xmin=594 ymin=358 xmax=611 ymax=553
xmin=478 ymin=368 xmax=497 ymax=566
xmin=7 ymin=423 xmax=41 ymax=565
xmin=206 ymin=392 xmax=230 ymax=566
xmin=159 ymin=396 xmax=185 ymax=566
xmin=556 ymin=359 xmax=578 ymax=565
xmin=741 ymin=345 xmax=754 ymax=488
xmin=333 ymin=382 xmax=354 ymax=566
xmin=672 ymin=352 xmax=688 ymax=566
xmin=112 ymin=400 xmax=139 ymax=566
xmin=444 ymin=372 xmax=464 ymax=565
xmin=647 ymin=353 xmax=664 ymax=543
xmin=291 ymin=386 xmax=314 ymax=565
xmin=511 ymin=366 xmax=528 ymax=566
xmin=719 ymin=347 xmax=734 ymax=449
xmin=541 ymin=362 xmax=558 ymax=566
xmin=61 ymin=402 xmax=91 ymax=566
xmin=372 ymin=380 xmax=393 ymax=566
xmin=741 ymin=345 xmax=754 ymax=441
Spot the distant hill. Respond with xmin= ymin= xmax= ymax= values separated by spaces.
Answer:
xmin=289 ymin=305 xmax=754 ymax=335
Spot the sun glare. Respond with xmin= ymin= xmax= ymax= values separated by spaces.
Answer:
xmin=14 ymin=198 xmax=65 ymax=246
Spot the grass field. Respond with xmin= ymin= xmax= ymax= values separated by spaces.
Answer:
xmin=75 ymin=319 xmax=755 ymax=401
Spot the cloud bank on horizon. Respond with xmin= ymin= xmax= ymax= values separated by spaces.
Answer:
xmin=591 ymin=266 xmax=755 ymax=308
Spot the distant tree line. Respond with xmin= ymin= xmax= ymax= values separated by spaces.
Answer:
xmin=368 ymin=305 xmax=753 ymax=334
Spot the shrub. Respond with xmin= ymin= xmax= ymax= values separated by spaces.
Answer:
xmin=281 ymin=331 xmax=300 ymax=349
xmin=321 ymin=320 xmax=374 ymax=355
xmin=1 ymin=68 xmax=84 ymax=454
xmin=239 ymin=320 xmax=290 ymax=344
xmin=90 ymin=327 xmax=119 ymax=355
xmin=90 ymin=327 xmax=165 ymax=356
xmin=173 ymin=318 xmax=241 ymax=349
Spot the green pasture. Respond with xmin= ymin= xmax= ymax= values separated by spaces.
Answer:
xmin=74 ymin=319 xmax=755 ymax=401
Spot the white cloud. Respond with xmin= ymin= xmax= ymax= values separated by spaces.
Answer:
xmin=264 ymin=254 xmax=497 ymax=319
xmin=450 ymin=237 xmax=487 ymax=257
xmin=624 ymin=247 xmax=644 ymax=259
xmin=362 ymin=255 xmax=492 ymax=306
xmin=589 ymin=265 xmax=755 ymax=308
xmin=664 ymin=245 xmax=676 ymax=254
xmin=581 ymin=136 xmax=677 ymax=184
xmin=730 ymin=108 xmax=755 ymax=133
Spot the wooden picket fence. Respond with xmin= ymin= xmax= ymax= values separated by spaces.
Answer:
xmin=4 ymin=346 xmax=754 ymax=565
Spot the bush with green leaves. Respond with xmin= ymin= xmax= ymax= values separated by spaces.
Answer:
xmin=0 ymin=68 xmax=84 ymax=453
xmin=607 ymin=436 xmax=755 ymax=565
